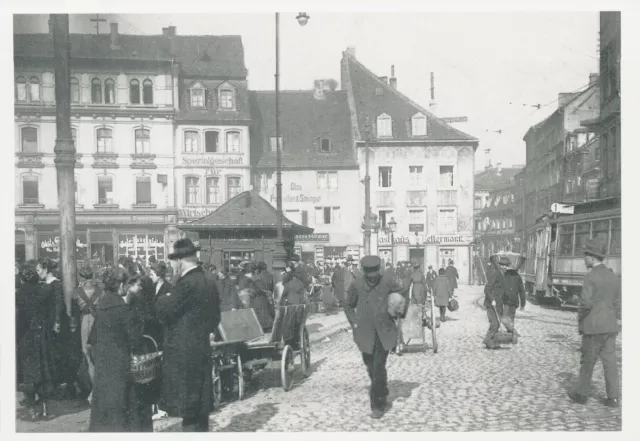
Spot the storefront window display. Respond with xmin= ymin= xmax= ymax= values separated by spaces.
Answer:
xmin=118 ymin=233 xmax=166 ymax=262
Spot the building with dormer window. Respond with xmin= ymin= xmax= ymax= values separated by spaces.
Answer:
xmin=341 ymin=48 xmax=478 ymax=282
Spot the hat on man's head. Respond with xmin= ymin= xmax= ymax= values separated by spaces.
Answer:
xmin=346 ymin=256 xmax=355 ymax=262
xmin=498 ymin=256 xmax=511 ymax=266
xmin=168 ymin=238 xmax=199 ymax=260
xmin=584 ymin=238 xmax=607 ymax=259
xmin=360 ymin=255 xmax=382 ymax=273
xmin=289 ymin=254 xmax=301 ymax=262
xmin=257 ymin=261 xmax=267 ymax=270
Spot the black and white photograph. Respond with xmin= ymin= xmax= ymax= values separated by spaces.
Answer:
xmin=3 ymin=1 xmax=634 ymax=435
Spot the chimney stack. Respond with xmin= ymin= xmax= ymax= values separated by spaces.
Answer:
xmin=110 ymin=23 xmax=120 ymax=50
xmin=313 ymin=79 xmax=326 ymax=100
xmin=389 ymin=65 xmax=397 ymax=89
xmin=429 ymin=72 xmax=437 ymax=114
xmin=346 ymin=46 xmax=356 ymax=58
xmin=485 ymin=149 xmax=492 ymax=169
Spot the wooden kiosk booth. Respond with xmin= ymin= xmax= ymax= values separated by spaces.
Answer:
xmin=179 ymin=190 xmax=313 ymax=273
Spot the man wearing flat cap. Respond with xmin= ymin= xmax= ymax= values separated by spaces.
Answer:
xmin=569 ymin=238 xmax=621 ymax=407
xmin=483 ymin=255 xmax=510 ymax=349
xmin=156 ymin=239 xmax=221 ymax=431
xmin=344 ymin=255 xmax=409 ymax=419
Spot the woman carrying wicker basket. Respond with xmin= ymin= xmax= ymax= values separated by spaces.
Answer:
xmin=87 ymin=268 xmax=153 ymax=432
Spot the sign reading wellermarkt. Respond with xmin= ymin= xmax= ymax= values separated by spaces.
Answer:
xmin=378 ymin=234 xmax=473 ymax=245
xmin=182 ymin=156 xmax=244 ymax=166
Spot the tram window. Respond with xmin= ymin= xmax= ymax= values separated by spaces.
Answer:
xmin=610 ymin=218 xmax=621 ymax=255
xmin=574 ymin=222 xmax=591 ymax=256
xmin=591 ymin=220 xmax=610 ymax=245
xmin=558 ymin=225 xmax=574 ymax=256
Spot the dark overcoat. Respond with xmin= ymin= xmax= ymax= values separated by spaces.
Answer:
xmin=331 ymin=267 xmax=347 ymax=302
xmin=579 ymin=264 xmax=621 ymax=335
xmin=156 ymin=266 xmax=220 ymax=419
xmin=484 ymin=267 xmax=505 ymax=310
xmin=433 ymin=275 xmax=452 ymax=307
xmin=218 ymin=277 xmax=243 ymax=312
xmin=344 ymin=273 xmax=408 ymax=353
xmin=239 ymin=276 xmax=274 ymax=330
xmin=503 ymin=270 xmax=526 ymax=308
xmin=146 ymin=280 xmax=171 ymax=349
xmin=445 ymin=265 xmax=459 ymax=290
xmin=409 ymin=270 xmax=427 ymax=304
xmin=280 ymin=273 xmax=306 ymax=306
xmin=88 ymin=292 xmax=152 ymax=432
xmin=426 ymin=270 xmax=437 ymax=289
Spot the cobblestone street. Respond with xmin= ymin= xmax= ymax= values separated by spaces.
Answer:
xmin=16 ymin=285 xmax=622 ymax=432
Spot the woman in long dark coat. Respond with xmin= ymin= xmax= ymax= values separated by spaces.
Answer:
xmin=218 ymin=268 xmax=243 ymax=312
xmin=17 ymin=264 xmax=57 ymax=421
xmin=239 ymin=263 xmax=274 ymax=332
xmin=408 ymin=261 xmax=427 ymax=305
xmin=434 ymin=268 xmax=453 ymax=322
xmin=88 ymin=269 xmax=152 ymax=432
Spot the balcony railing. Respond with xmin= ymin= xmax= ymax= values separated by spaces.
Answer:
xmin=16 ymin=152 xmax=44 ymax=168
xmin=92 ymin=152 xmax=119 ymax=169
xmin=130 ymin=153 xmax=157 ymax=169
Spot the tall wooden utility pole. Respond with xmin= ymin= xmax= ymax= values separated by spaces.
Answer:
xmin=273 ymin=12 xmax=286 ymax=277
xmin=51 ymin=14 xmax=77 ymax=316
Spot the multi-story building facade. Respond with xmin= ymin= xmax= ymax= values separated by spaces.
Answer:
xmin=251 ymin=84 xmax=361 ymax=264
xmin=14 ymin=23 xmax=178 ymax=264
xmin=341 ymin=48 xmax=478 ymax=283
xmin=171 ymin=29 xmax=252 ymax=224
xmin=520 ymin=73 xmax=599 ymax=232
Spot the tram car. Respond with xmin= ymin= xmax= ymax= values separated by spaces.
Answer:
xmin=520 ymin=202 xmax=621 ymax=307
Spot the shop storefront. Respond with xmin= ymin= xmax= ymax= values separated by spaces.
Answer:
xmin=292 ymin=233 xmax=361 ymax=265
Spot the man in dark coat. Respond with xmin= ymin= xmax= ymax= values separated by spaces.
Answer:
xmin=445 ymin=260 xmax=459 ymax=293
xmin=344 ymin=256 xmax=408 ymax=419
xmin=331 ymin=261 xmax=347 ymax=307
xmin=426 ymin=265 xmax=437 ymax=294
xmin=156 ymin=239 xmax=221 ymax=431
xmin=483 ymin=256 xmax=509 ymax=349
xmin=503 ymin=265 xmax=526 ymax=328
xmin=569 ymin=238 xmax=621 ymax=407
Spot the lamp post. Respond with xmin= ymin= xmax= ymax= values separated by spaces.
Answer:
xmin=362 ymin=116 xmax=373 ymax=255
xmin=274 ymin=12 xmax=310 ymax=276
xmin=387 ymin=217 xmax=397 ymax=265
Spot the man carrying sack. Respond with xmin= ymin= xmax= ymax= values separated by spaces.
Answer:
xmin=344 ymin=256 xmax=408 ymax=419
xmin=483 ymin=255 xmax=510 ymax=349
xmin=156 ymin=239 xmax=221 ymax=431
xmin=569 ymin=238 xmax=621 ymax=407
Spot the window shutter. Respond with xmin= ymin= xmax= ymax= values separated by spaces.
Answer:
xmin=302 ymin=210 xmax=308 ymax=226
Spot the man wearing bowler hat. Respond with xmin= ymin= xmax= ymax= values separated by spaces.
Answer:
xmin=156 ymin=239 xmax=221 ymax=431
xmin=344 ymin=255 xmax=409 ymax=419
xmin=569 ymin=238 xmax=621 ymax=407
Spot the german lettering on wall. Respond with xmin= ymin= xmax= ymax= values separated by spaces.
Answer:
xmin=182 ymin=156 xmax=244 ymax=166
xmin=378 ymin=234 xmax=473 ymax=245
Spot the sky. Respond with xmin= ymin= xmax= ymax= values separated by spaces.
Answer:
xmin=13 ymin=12 xmax=600 ymax=168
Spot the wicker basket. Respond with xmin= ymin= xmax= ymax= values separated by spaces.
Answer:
xmin=131 ymin=335 xmax=163 ymax=385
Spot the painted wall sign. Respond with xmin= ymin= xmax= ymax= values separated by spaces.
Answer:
xmin=295 ymin=233 xmax=330 ymax=242
xmin=290 ymin=183 xmax=303 ymax=191
xmin=182 ymin=156 xmax=244 ymax=166
xmin=378 ymin=234 xmax=473 ymax=245
xmin=270 ymin=194 xmax=321 ymax=204
xmin=179 ymin=207 xmax=215 ymax=218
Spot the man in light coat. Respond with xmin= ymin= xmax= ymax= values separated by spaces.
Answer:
xmin=569 ymin=238 xmax=621 ymax=407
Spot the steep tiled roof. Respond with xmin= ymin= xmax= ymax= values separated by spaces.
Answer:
xmin=475 ymin=167 xmax=523 ymax=191
xmin=14 ymin=33 xmax=247 ymax=78
xmin=250 ymin=90 xmax=357 ymax=169
xmin=177 ymin=79 xmax=251 ymax=123
xmin=341 ymin=51 xmax=477 ymax=143
xmin=184 ymin=190 xmax=313 ymax=234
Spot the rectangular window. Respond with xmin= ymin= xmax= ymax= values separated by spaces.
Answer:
xmin=227 ymin=176 xmax=241 ymax=201
xmin=379 ymin=166 xmax=392 ymax=188
xmin=220 ymin=90 xmax=234 ymax=109
xmin=301 ymin=210 xmax=309 ymax=227
xmin=205 ymin=131 xmax=219 ymax=153
xmin=558 ymin=224 xmax=574 ymax=256
xmin=591 ymin=219 xmax=610 ymax=246
xmin=226 ymin=131 xmax=241 ymax=153
xmin=610 ymin=218 xmax=621 ymax=255
xmin=191 ymin=89 xmax=205 ymax=108
xmin=135 ymin=176 xmax=152 ymax=204
xmin=412 ymin=115 xmax=427 ymax=136
xmin=474 ymin=196 xmax=482 ymax=210
xmin=71 ymin=79 xmax=80 ymax=104
xmin=206 ymin=177 xmax=220 ymax=205
xmin=573 ymin=222 xmax=590 ymax=256
xmin=98 ymin=176 xmax=113 ymax=204
xmin=377 ymin=117 xmax=392 ymax=137
xmin=409 ymin=209 xmax=425 ymax=226
xmin=22 ymin=176 xmax=39 ymax=204
xmin=317 ymin=171 xmax=338 ymax=190
xmin=437 ymin=208 xmax=457 ymax=234
xmin=96 ymin=128 xmax=112 ymax=153
xmin=185 ymin=177 xmax=200 ymax=205
xmin=315 ymin=207 xmax=340 ymax=225
xmin=21 ymin=127 xmax=38 ymax=153
xmin=29 ymin=80 xmax=40 ymax=102
xmin=135 ymin=129 xmax=150 ymax=155
xmin=16 ymin=79 xmax=27 ymax=102
xmin=378 ymin=210 xmax=393 ymax=229
xmin=409 ymin=165 xmax=423 ymax=188
xmin=260 ymin=172 xmax=274 ymax=191
xmin=439 ymin=165 xmax=454 ymax=188
xmin=269 ymin=136 xmax=283 ymax=153
xmin=184 ymin=131 xmax=199 ymax=153
xmin=321 ymin=138 xmax=331 ymax=152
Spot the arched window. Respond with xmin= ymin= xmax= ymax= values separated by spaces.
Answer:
xmin=184 ymin=131 xmax=199 ymax=153
xmin=21 ymin=127 xmax=38 ymax=153
xmin=411 ymin=113 xmax=427 ymax=136
xmin=142 ymin=79 xmax=153 ymax=105
xmin=96 ymin=128 xmax=113 ymax=153
xmin=91 ymin=78 xmax=102 ymax=103
xmin=29 ymin=77 xmax=40 ymax=102
xmin=135 ymin=128 xmax=150 ymax=154
xmin=104 ymin=78 xmax=115 ymax=104
xmin=376 ymin=113 xmax=392 ymax=137
xmin=70 ymin=77 xmax=80 ymax=103
xmin=16 ymin=76 xmax=27 ymax=102
xmin=129 ymin=79 xmax=140 ymax=104
xmin=226 ymin=131 xmax=241 ymax=153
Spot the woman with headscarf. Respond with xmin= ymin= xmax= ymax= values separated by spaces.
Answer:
xmin=433 ymin=268 xmax=453 ymax=322
xmin=87 ymin=269 xmax=152 ymax=432
xmin=17 ymin=264 xmax=57 ymax=421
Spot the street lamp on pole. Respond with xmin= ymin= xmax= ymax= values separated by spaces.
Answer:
xmin=274 ymin=12 xmax=310 ymax=276
xmin=387 ymin=217 xmax=397 ymax=265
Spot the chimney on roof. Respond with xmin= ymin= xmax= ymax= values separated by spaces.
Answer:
xmin=346 ymin=46 xmax=356 ymax=58
xmin=313 ymin=79 xmax=326 ymax=100
xmin=429 ymin=72 xmax=437 ymax=115
xmin=162 ymin=26 xmax=177 ymax=37
xmin=110 ymin=23 xmax=120 ymax=50
xmin=496 ymin=162 xmax=503 ymax=176
xmin=389 ymin=65 xmax=397 ymax=89
xmin=484 ymin=149 xmax=491 ymax=170
xmin=589 ymin=72 xmax=599 ymax=86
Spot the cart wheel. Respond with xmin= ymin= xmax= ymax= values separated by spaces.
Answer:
xmin=236 ymin=354 xmax=245 ymax=400
xmin=281 ymin=345 xmax=295 ymax=391
xmin=431 ymin=300 xmax=438 ymax=354
xmin=212 ymin=361 xmax=222 ymax=408
xmin=300 ymin=328 xmax=311 ymax=378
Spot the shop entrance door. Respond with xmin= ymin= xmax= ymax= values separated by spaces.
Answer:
xmin=409 ymin=248 xmax=425 ymax=270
